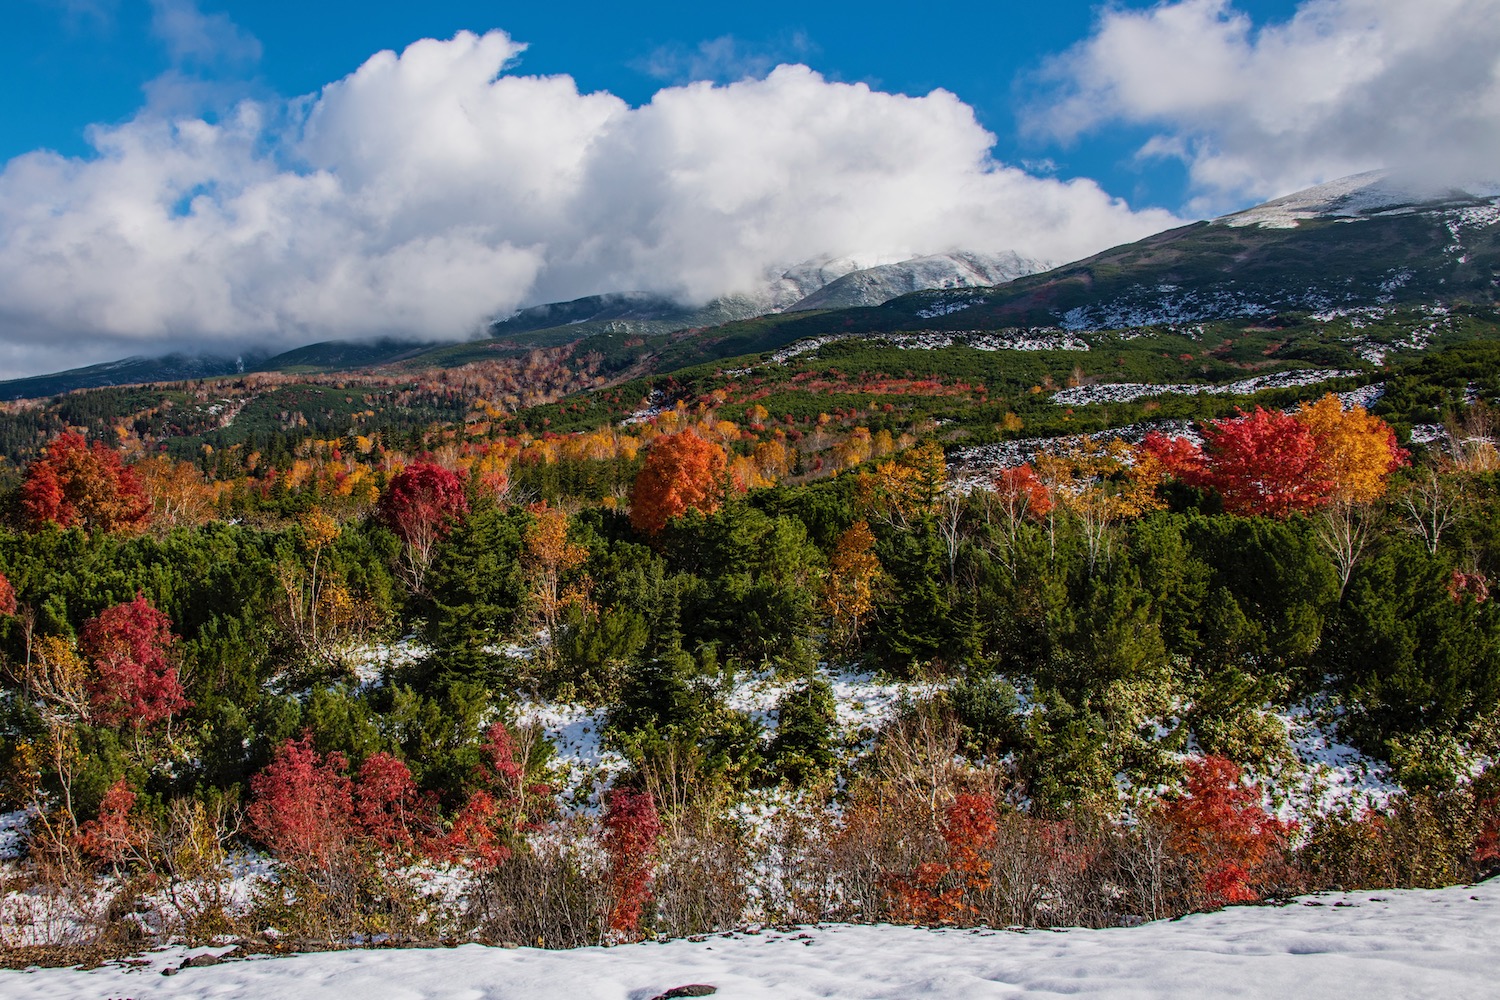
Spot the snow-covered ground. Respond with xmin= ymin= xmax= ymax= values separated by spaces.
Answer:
xmin=1051 ymin=369 xmax=1362 ymax=407
xmin=4 ymin=879 xmax=1495 ymax=999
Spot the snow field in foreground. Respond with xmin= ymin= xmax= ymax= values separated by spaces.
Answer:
xmin=3 ymin=880 xmax=1495 ymax=999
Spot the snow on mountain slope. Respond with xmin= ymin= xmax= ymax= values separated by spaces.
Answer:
xmin=489 ymin=252 xmax=1045 ymax=340
xmin=1221 ymin=171 xmax=1500 ymax=229
xmin=6 ymin=880 xmax=1494 ymax=999
xmin=788 ymin=251 xmax=1050 ymax=311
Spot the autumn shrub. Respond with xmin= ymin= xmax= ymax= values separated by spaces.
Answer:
xmin=601 ymin=787 xmax=661 ymax=940
xmin=432 ymin=721 xmax=554 ymax=871
xmin=246 ymin=737 xmax=436 ymax=945
xmin=79 ymin=595 xmax=188 ymax=731
xmin=465 ymin=819 xmax=612 ymax=948
xmin=887 ymin=792 xmax=998 ymax=924
xmin=1155 ymin=755 xmax=1295 ymax=907
xmin=650 ymin=806 xmax=748 ymax=939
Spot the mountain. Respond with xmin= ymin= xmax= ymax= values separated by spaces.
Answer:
xmin=788 ymin=251 xmax=1049 ymax=311
xmin=0 ymin=353 xmax=252 ymax=402
xmin=877 ymin=172 xmax=1500 ymax=332
xmin=487 ymin=251 xmax=1050 ymax=346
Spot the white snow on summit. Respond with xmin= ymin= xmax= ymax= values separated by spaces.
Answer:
xmin=1222 ymin=171 xmax=1500 ymax=230
xmin=789 ymin=251 xmax=1050 ymax=311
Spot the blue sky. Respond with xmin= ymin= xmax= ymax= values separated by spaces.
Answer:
xmin=1 ymin=0 xmax=1495 ymax=376
xmin=3 ymin=1 xmax=1303 ymax=212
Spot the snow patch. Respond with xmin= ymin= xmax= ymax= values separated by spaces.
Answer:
xmin=1051 ymin=369 xmax=1360 ymax=407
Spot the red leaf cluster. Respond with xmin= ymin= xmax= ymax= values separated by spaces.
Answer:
xmin=1448 ymin=569 xmax=1491 ymax=605
xmin=74 ymin=778 xmax=146 ymax=868
xmin=80 ymin=594 xmax=188 ymax=728
xmin=630 ymin=429 xmax=729 ymax=535
xmin=378 ymin=461 xmax=469 ymax=547
xmin=993 ymin=464 xmax=1054 ymax=519
xmin=21 ymin=432 xmax=150 ymax=534
xmin=1157 ymin=755 xmax=1293 ymax=906
xmin=890 ymin=793 xmax=999 ymax=924
xmin=248 ymin=737 xmax=423 ymax=867
xmin=432 ymin=722 xmax=553 ymax=871
xmin=603 ymin=787 xmax=662 ymax=939
xmin=0 ymin=572 xmax=15 ymax=617
xmin=1152 ymin=409 xmax=1331 ymax=516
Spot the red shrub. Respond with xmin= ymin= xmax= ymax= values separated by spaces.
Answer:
xmin=74 ymin=779 xmax=144 ymax=868
xmin=602 ymin=787 xmax=662 ymax=939
xmin=890 ymin=793 xmax=998 ymax=924
xmin=431 ymin=722 xmax=552 ymax=871
xmin=80 ymin=594 xmax=188 ymax=729
xmin=248 ymin=736 xmax=355 ymax=866
xmin=0 ymin=572 xmax=15 ymax=617
xmin=354 ymin=752 xmax=422 ymax=850
xmin=1158 ymin=756 xmax=1294 ymax=906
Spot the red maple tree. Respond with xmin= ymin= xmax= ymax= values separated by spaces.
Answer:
xmin=630 ymin=429 xmax=729 ymax=535
xmin=1146 ymin=409 xmax=1331 ymax=516
xmin=378 ymin=462 xmax=470 ymax=585
xmin=0 ymin=572 xmax=15 ymax=617
xmin=21 ymin=432 xmax=150 ymax=534
xmin=80 ymin=594 xmax=188 ymax=729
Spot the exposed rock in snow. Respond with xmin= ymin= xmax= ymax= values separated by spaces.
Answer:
xmin=1051 ymin=369 xmax=1361 ymax=407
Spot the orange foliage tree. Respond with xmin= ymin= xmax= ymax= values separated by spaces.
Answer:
xmin=135 ymin=456 xmax=218 ymax=535
xmin=21 ymin=432 xmax=150 ymax=534
xmin=1295 ymin=394 xmax=1407 ymax=505
xmin=629 ymin=429 xmax=729 ymax=535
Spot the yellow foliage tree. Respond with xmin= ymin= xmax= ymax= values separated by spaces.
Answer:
xmin=1295 ymin=394 xmax=1406 ymax=504
xmin=824 ymin=520 xmax=883 ymax=651
xmin=523 ymin=503 xmax=590 ymax=662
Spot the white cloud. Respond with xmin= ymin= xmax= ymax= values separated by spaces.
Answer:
xmin=637 ymin=33 xmax=816 ymax=85
xmin=1033 ymin=0 xmax=1500 ymax=209
xmin=0 ymin=30 xmax=1179 ymax=377
xmin=149 ymin=0 xmax=261 ymax=67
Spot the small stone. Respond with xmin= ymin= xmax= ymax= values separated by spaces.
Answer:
xmin=650 ymin=985 xmax=718 ymax=999
xmin=182 ymin=952 xmax=228 ymax=968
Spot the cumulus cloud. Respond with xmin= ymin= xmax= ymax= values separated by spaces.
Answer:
xmin=0 ymin=30 xmax=1179 ymax=376
xmin=1033 ymin=0 xmax=1500 ymax=209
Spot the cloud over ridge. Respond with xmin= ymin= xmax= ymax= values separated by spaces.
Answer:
xmin=0 ymin=30 xmax=1177 ymax=377
xmin=1036 ymin=0 xmax=1500 ymax=208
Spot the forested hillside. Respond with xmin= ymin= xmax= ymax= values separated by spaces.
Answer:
xmin=3 ymin=319 xmax=1500 ymax=961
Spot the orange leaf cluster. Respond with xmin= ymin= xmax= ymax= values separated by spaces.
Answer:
xmin=629 ymin=429 xmax=730 ymax=535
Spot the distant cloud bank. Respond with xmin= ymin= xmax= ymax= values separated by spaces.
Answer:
xmin=0 ymin=30 xmax=1178 ymax=377
xmin=1035 ymin=0 xmax=1500 ymax=212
